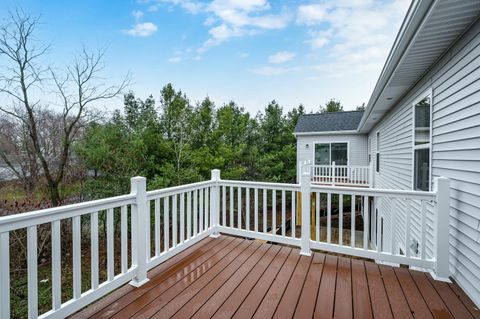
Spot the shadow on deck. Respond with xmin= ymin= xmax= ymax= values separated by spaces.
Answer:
xmin=71 ymin=235 xmax=480 ymax=319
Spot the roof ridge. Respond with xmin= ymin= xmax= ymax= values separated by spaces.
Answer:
xmin=302 ymin=110 xmax=364 ymax=116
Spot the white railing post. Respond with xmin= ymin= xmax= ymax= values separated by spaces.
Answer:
xmin=130 ymin=176 xmax=150 ymax=287
xmin=300 ymin=167 xmax=312 ymax=256
xmin=211 ymin=169 xmax=221 ymax=238
xmin=0 ymin=232 xmax=10 ymax=318
xmin=332 ymin=161 xmax=336 ymax=186
xmin=433 ymin=177 xmax=451 ymax=282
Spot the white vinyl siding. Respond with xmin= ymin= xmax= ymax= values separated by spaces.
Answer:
xmin=370 ymin=19 xmax=480 ymax=305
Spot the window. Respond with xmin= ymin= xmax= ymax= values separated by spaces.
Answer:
xmin=314 ymin=142 xmax=348 ymax=165
xmin=376 ymin=131 xmax=380 ymax=172
xmin=314 ymin=143 xmax=330 ymax=165
xmin=413 ymin=94 xmax=432 ymax=191
xmin=331 ymin=143 xmax=348 ymax=165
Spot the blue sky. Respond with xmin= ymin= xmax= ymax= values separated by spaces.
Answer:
xmin=0 ymin=0 xmax=411 ymax=114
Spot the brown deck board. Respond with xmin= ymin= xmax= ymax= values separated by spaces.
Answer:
xmin=71 ymin=236 xmax=480 ymax=319
xmin=394 ymin=267 xmax=433 ymax=319
xmin=293 ymin=252 xmax=326 ymax=319
xmin=364 ymin=261 xmax=393 ymax=319
xmin=172 ymin=242 xmax=271 ymax=318
xmin=333 ymin=256 xmax=353 ymax=319
xmin=234 ymin=249 xmax=300 ymax=318
xmin=273 ymin=254 xmax=312 ymax=319
xmin=449 ymin=281 xmax=480 ymax=319
xmin=211 ymin=246 xmax=291 ymax=319
xmin=427 ymin=275 xmax=475 ymax=319
xmin=351 ymin=259 xmax=373 ymax=319
xmin=113 ymin=237 xmax=248 ymax=318
xmin=410 ymin=270 xmax=453 ymax=319
xmin=193 ymin=244 xmax=281 ymax=319
xmin=140 ymin=240 xmax=258 ymax=318
xmin=380 ymin=265 xmax=414 ymax=319
xmin=314 ymin=254 xmax=338 ymax=319
xmin=250 ymin=250 xmax=302 ymax=319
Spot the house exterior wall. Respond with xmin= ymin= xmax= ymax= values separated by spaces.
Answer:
xmin=369 ymin=19 xmax=480 ymax=305
xmin=296 ymin=133 xmax=368 ymax=175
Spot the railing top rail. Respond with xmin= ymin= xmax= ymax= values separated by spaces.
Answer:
xmin=219 ymin=179 xmax=300 ymax=191
xmin=310 ymin=184 xmax=436 ymax=200
xmin=146 ymin=180 xmax=215 ymax=200
xmin=0 ymin=193 xmax=136 ymax=233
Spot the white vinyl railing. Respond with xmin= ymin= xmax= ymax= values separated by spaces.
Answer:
xmin=310 ymin=162 xmax=371 ymax=187
xmin=0 ymin=168 xmax=451 ymax=318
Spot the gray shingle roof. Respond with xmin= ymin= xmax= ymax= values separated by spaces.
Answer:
xmin=294 ymin=111 xmax=364 ymax=133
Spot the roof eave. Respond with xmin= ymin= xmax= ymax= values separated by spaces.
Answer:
xmin=357 ymin=0 xmax=433 ymax=133
xmin=294 ymin=130 xmax=359 ymax=137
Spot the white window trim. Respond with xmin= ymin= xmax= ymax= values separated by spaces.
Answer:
xmin=312 ymin=141 xmax=350 ymax=166
xmin=411 ymin=88 xmax=433 ymax=191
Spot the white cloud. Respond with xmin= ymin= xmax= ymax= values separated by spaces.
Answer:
xmin=132 ymin=10 xmax=144 ymax=21
xmin=124 ymin=22 xmax=158 ymax=37
xmin=268 ymin=51 xmax=295 ymax=64
xmin=154 ymin=0 xmax=291 ymax=53
xmin=303 ymin=0 xmax=410 ymax=78
xmin=250 ymin=66 xmax=301 ymax=76
xmin=296 ymin=4 xmax=327 ymax=25
xmin=168 ymin=56 xmax=182 ymax=63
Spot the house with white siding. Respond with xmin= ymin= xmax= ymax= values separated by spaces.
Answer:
xmin=295 ymin=0 xmax=480 ymax=307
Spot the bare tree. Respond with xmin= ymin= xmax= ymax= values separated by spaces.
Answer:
xmin=0 ymin=10 xmax=129 ymax=205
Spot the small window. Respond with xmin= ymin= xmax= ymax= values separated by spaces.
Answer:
xmin=376 ymin=131 xmax=380 ymax=172
xmin=413 ymin=94 xmax=432 ymax=191
xmin=314 ymin=143 xmax=330 ymax=165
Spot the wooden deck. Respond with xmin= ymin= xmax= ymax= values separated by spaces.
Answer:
xmin=72 ymin=236 xmax=480 ymax=319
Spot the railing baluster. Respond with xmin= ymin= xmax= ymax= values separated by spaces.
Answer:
xmin=364 ymin=196 xmax=369 ymax=250
xmin=315 ymin=192 xmax=320 ymax=242
xmin=173 ymin=194 xmax=178 ymax=247
xmin=121 ymin=206 xmax=128 ymax=273
xmin=263 ymin=189 xmax=267 ymax=233
xmin=421 ymin=200 xmax=426 ymax=260
xmin=391 ymin=198 xmax=396 ymax=254
xmin=180 ymin=193 xmax=185 ymax=243
xmin=282 ymin=190 xmax=286 ymax=237
xmin=193 ymin=191 xmax=198 ymax=236
xmin=91 ymin=212 xmax=99 ymax=289
xmin=107 ymin=208 xmax=114 ymax=281
xmin=146 ymin=202 xmax=151 ymax=263
xmin=327 ymin=193 xmax=331 ymax=244
xmin=27 ymin=226 xmax=38 ymax=318
xmin=222 ymin=186 xmax=226 ymax=226
xmin=199 ymin=189 xmax=204 ymax=232
xmin=246 ymin=188 xmax=250 ymax=231
xmin=229 ymin=186 xmax=234 ymax=227
xmin=339 ymin=194 xmax=343 ymax=246
xmin=272 ymin=190 xmax=276 ymax=235
xmin=351 ymin=195 xmax=355 ymax=248
xmin=291 ymin=191 xmax=296 ymax=238
xmin=376 ymin=199 xmax=381 ymax=253
xmin=154 ymin=199 xmax=160 ymax=257
xmin=187 ymin=192 xmax=192 ymax=241
xmin=405 ymin=199 xmax=411 ymax=257
xmin=238 ymin=187 xmax=242 ymax=229
xmin=0 ymin=231 xmax=10 ymax=318
xmin=73 ymin=215 xmax=82 ymax=299
xmin=52 ymin=220 xmax=61 ymax=310
xmin=204 ymin=188 xmax=209 ymax=230
xmin=254 ymin=188 xmax=259 ymax=232
xmin=164 ymin=196 xmax=170 ymax=251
